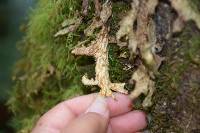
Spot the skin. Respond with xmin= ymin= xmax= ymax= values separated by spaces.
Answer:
xmin=32 ymin=93 xmax=147 ymax=133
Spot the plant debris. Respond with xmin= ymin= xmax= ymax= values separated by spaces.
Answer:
xmin=129 ymin=64 xmax=155 ymax=107
xmin=54 ymin=14 xmax=82 ymax=37
xmin=84 ymin=1 xmax=112 ymax=36
xmin=116 ymin=0 xmax=139 ymax=50
xmin=116 ymin=0 xmax=162 ymax=107
xmin=170 ymin=0 xmax=200 ymax=31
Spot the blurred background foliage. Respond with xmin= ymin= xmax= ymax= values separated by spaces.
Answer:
xmin=0 ymin=0 xmax=34 ymax=132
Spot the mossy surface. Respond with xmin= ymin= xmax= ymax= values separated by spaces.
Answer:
xmin=8 ymin=0 xmax=200 ymax=132
xmin=8 ymin=0 xmax=85 ymax=132
xmin=150 ymin=23 xmax=200 ymax=133
xmin=7 ymin=1 xmax=132 ymax=132
xmin=190 ymin=0 xmax=200 ymax=12
xmin=108 ymin=44 xmax=134 ymax=83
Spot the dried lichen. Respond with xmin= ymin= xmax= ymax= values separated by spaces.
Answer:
xmin=69 ymin=0 xmax=163 ymax=106
xmin=84 ymin=1 xmax=112 ymax=36
xmin=147 ymin=0 xmax=158 ymax=14
xmin=116 ymin=0 xmax=139 ymax=40
xmin=54 ymin=13 xmax=82 ymax=37
xmin=72 ymin=1 xmax=128 ymax=98
xmin=170 ymin=0 xmax=200 ymax=32
xmin=116 ymin=0 xmax=162 ymax=107
xmin=130 ymin=64 xmax=155 ymax=107
xmin=116 ymin=0 xmax=162 ymax=68
xmin=72 ymin=26 xmax=128 ymax=97
xmin=116 ymin=0 xmax=139 ymax=50
xmin=136 ymin=0 xmax=163 ymax=71
xmin=9 ymin=0 xmax=200 ymax=132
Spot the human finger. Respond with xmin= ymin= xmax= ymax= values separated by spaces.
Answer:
xmin=66 ymin=93 xmax=133 ymax=117
xmin=62 ymin=95 xmax=109 ymax=133
xmin=109 ymin=111 xmax=147 ymax=133
xmin=32 ymin=93 xmax=132 ymax=132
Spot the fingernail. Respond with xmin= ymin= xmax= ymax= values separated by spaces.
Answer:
xmin=85 ymin=95 xmax=109 ymax=118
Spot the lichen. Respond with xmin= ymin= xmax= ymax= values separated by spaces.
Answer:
xmin=170 ymin=0 xmax=200 ymax=32
xmin=84 ymin=1 xmax=112 ymax=37
xmin=116 ymin=0 xmax=139 ymax=49
xmin=116 ymin=0 xmax=163 ymax=107
xmin=130 ymin=64 xmax=155 ymax=107
xmin=8 ymin=0 xmax=200 ymax=132
xmin=54 ymin=13 xmax=83 ymax=37
xmin=72 ymin=1 xmax=128 ymax=98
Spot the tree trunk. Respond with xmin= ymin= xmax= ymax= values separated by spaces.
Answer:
xmin=8 ymin=0 xmax=200 ymax=132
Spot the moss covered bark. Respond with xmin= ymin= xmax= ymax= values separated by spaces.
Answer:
xmin=8 ymin=0 xmax=200 ymax=132
xmin=150 ymin=22 xmax=200 ymax=133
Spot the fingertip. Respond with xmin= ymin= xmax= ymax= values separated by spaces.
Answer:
xmin=63 ymin=113 xmax=108 ymax=133
xmin=110 ymin=110 xmax=147 ymax=133
xmin=86 ymin=95 xmax=109 ymax=118
xmin=107 ymin=93 xmax=133 ymax=117
xmin=65 ymin=93 xmax=97 ymax=115
xmin=132 ymin=110 xmax=147 ymax=128
xmin=62 ymin=93 xmax=133 ymax=117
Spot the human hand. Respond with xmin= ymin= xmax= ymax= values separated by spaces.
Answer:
xmin=32 ymin=93 xmax=147 ymax=133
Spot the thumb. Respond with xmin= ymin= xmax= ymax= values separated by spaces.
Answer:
xmin=62 ymin=95 xmax=109 ymax=133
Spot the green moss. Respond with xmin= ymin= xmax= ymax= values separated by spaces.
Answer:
xmin=108 ymin=44 xmax=134 ymax=83
xmin=109 ymin=1 xmax=130 ymax=36
xmin=108 ymin=2 xmax=133 ymax=85
xmin=10 ymin=0 xmax=200 ymax=132
xmin=190 ymin=0 xmax=200 ymax=12
xmin=150 ymin=23 xmax=200 ymax=132
xmin=7 ymin=0 xmax=88 ymax=132
xmin=7 ymin=1 xmax=135 ymax=131
xmin=188 ymin=37 xmax=200 ymax=66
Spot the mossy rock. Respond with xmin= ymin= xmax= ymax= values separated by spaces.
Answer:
xmin=7 ymin=0 xmax=200 ymax=132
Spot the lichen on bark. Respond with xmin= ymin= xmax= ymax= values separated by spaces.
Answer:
xmin=8 ymin=0 xmax=200 ymax=132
